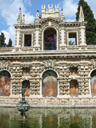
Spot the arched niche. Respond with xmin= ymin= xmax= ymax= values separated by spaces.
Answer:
xmin=44 ymin=28 xmax=57 ymax=50
xmin=70 ymin=80 xmax=78 ymax=97
xmin=0 ymin=70 xmax=11 ymax=96
xmin=22 ymin=80 xmax=30 ymax=97
xmin=42 ymin=70 xmax=58 ymax=97
xmin=90 ymin=69 xmax=96 ymax=96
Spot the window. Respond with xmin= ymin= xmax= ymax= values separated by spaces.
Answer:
xmin=70 ymin=67 xmax=78 ymax=75
xmin=23 ymin=68 xmax=30 ymax=76
xmin=24 ymin=35 xmax=31 ymax=46
xmin=68 ymin=32 xmax=77 ymax=45
xmin=44 ymin=28 xmax=57 ymax=50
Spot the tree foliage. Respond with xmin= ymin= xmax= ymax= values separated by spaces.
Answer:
xmin=69 ymin=41 xmax=75 ymax=45
xmin=0 ymin=33 xmax=6 ymax=47
xmin=0 ymin=33 xmax=12 ymax=47
xmin=7 ymin=38 xmax=12 ymax=47
xmin=76 ymin=0 xmax=96 ymax=45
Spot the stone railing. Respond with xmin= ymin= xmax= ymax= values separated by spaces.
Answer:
xmin=0 ymin=96 xmax=96 ymax=107
xmin=60 ymin=45 xmax=96 ymax=51
xmin=0 ymin=45 xmax=96 ymax=54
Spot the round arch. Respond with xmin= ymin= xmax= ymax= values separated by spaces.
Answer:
xmin=88 ymin=68 xmax=96 ymax=77
xmin=40 ymin=69 xmax=59 ymax=97
xmin=40 ymin=68 xmax=59 ymax=78
xmin=0 ymin=69 xmax=12 ymax=77
xmin=42 ymin=24 xmax=58 ymax=50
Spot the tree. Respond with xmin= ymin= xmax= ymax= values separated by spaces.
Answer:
xmin=76 ymin=0 xmax=96 ymax=45
xmin=0 ymin=33 xmax=6 ymax=47
xmin=7 ymin=38 xmax=12 ymax=47
xmin=69 ymin=41 xmax=75 ymax=45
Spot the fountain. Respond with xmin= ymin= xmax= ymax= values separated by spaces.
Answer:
xmin=16 ymin=84 xmax=30 ymax=119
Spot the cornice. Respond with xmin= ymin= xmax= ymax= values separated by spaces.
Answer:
xmin=59 ymin=21 xmax=87 ymax=27
xmin=14 ymin=20 xmax=87 ymax=29
xmin=0 ymin=50 xmax=96 ymax=59
xmin=14 ymin=23 xmax=41 ymax=29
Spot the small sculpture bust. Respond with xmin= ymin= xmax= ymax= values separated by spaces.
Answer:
xmin=22 ymin=85 xmax=26 ymax=96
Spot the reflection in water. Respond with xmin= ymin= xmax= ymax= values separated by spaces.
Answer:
xmin=0 ymin=108 xmax=96 ymax=128
xmin=43 ymin=115 xmax=57 ymax=128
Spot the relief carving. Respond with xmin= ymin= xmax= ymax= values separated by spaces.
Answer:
xmin=44 ymin=59 xmax=56 ymax=68
xmin=0 ymin=60 xmax=10 ymax=69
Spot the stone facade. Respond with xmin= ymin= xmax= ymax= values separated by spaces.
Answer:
xmin=0 ymin=5 xmax=96 ymax=107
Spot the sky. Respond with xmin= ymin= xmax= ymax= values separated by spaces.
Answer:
xmin=0 ymin=0 xmax=96 ymax=46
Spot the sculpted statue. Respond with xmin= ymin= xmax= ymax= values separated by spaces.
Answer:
xmin=22 ymin=84 xmax=26 ymax=97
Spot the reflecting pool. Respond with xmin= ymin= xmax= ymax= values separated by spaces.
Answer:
xmin=0 ymin=107 xmax=96 ymax=128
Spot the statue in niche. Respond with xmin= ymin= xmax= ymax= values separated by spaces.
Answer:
xmin=22 ymin=84 xmax=26 ymax=97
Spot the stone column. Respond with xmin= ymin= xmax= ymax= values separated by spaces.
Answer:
xmin=35 ymin=27 xmax=40 ymax=47
xmin=80 ymin=26 xmax=86 ymax=45
xmin=40 ymin=77 xmax=43 ymax=97
xmin=60 ymin=27 xmax=66 ymax=47
xmin=15 ymin=28 xmax=21 ymax=47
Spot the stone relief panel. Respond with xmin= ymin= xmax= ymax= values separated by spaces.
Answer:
xmin=0 ymin=60 xmax=11 ymax=69
xmin=44 ymin=59 xmax=56 ymax=68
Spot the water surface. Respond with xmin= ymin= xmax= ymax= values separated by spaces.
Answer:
xmin=0 ymin=107 xmax=96 ymax=128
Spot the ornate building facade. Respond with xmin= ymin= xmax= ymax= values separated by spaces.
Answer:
xmin=0 ymin=5 xmax=96 ymax=107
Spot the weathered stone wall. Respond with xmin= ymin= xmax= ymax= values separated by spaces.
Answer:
xmin=0 ymin=57 xmax=94 ymax=97
xmin=0 ymin=48 xmax=96 ymax=107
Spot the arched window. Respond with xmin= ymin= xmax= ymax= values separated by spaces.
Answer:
xmin=22 ymin=80 xmax=30 ymax=97
xmin=44 ymin=28 xmax=57 ymax=50
xmin=42 ymin=70 xmax=58 ymax=97
xmin=90 ymin=70 xmax=96 ymax=96
xmin=70 ymin=80 xmax=78 ymax=97
xmin=0 ymin=70 xmax=11 ymax=96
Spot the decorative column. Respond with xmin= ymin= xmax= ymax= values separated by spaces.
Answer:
xmin=80 ymin=26 xmax=86 ymax=45
xmin=15 ymin=28 xmax=21 ymax=47
xmin=60 ymin=27 xmax=66 ymax=48
xmin=34 ymin=27 xmax=40 ymax=47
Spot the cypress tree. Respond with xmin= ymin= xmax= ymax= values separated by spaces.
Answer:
xmin=76 ymin=0 xmax=96 ymax=45
xmin=7 ymin=38 xmax=12 ymax=47
xmin=0 ymin=33 xmax=6 ymax=47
